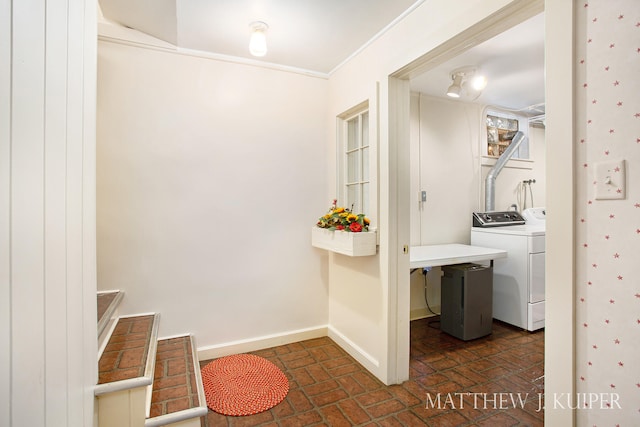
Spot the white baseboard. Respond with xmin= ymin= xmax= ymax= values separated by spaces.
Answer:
xmin=197 ymin=325 xmax=328 ymax=361
xmin=410 ymin=306 xmax=441 ymax=321
xmin=327 ymin=325 xmax=380 ymax=376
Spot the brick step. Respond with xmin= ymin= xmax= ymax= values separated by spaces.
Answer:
xmin=97 ymin=290 xmax=125 ymax=350
xmin=146 ymin=335 xmax=207 ymax=427
xmin=95 ymin=313 xmax=161 ymax=427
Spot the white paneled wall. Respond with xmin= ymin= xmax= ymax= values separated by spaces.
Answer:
xmin=0 ymin=1 xmax=97 ymax=426
xmin=0 ymin=0 xmax=9 ymax=422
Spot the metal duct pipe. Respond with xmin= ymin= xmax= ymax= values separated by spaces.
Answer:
xmin=485 ymin=130 xmax=528 ymax=211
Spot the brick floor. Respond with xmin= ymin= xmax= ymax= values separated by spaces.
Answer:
xmin=200 ymin=319 xmax=544 ymax=426
xmin=98 ymin=315 xmax=154 ymax=384
xmin=149 ymin=335 xmax=201 ymax=418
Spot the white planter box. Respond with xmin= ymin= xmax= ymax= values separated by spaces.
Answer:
xmin=311 ymin=227 xmax=377 ymax=256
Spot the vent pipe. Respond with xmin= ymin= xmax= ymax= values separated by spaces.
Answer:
xmin=485 ymin=131 xmax=528 ymax=211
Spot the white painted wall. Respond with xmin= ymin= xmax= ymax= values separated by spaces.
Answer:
xmin=0 ymin=0 xmax=97 ymax=426
xmin=96 ymin=40 xmax=330 ymax=352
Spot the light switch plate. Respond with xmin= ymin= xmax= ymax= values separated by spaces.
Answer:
xmin=594 ymin=159 xmax=626 ymax=200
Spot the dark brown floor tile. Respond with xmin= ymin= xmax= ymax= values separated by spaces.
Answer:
xmin=327 ymin=361 xmax=361 ymax=377
xmin=482 ymin=364 xmax=512 ymax=379
xmin=395 ymin=409 xmax=429 ymax=426
xmin=388 ymin=384 xmax=422 ymax=406
xmin=430 ymin=357 xmax=461 ymax=371
xmin=351 ymin=371 xmax=384 ymax=391
xmin=312 ymin=389 xmax=349 ymax=407
xmin=366 ymin=399 xmax=405 ymax=419
xmin=305 ymin=379 xmax=339 ymax=396
xmin=356 ymin=389 xmax=393 ymax=406
xmin=279 ymin=410 xmax=323 ymax=427
xmin=307 ymin=364 xmax=331 ymax=382
xmin=278 ymin=349 xmax=310 ymax=363
xmin=319 ymin=404 xmax=352 ymax=427
xmin=337 ymin=375 xmax=366 ymax=395
xmin=287 ymin=389 xmax=314 ymax=412
xmin=475 ymin=411 xmax=519 ymax=426
xmin=232 ymin=412 xmax=276 ymax=427
xmin=290 ymin=368 xmax=316 ymax=387
xmin=426 ymin=410 xmax=471 ymax=426
xmin=377 ymin=415 xmax=404 ymax=426
xmin=338 ymin=399 xmax=371 ymax=425
xmin=417 ymin=373 xmax=449 ymax=388
xmin=283 ymin=356 xmax=316 ymax=370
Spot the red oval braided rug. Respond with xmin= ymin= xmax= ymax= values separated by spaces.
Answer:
xmin=201 ymin=354 xmax=289 ymax=416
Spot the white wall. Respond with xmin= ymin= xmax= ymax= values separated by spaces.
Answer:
xmin=97 ymin=40 xmax=330 ymax=353
xmin=0 ymin=0 xmax=97 ymax=426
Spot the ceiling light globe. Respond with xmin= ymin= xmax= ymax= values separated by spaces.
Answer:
xmin=249 ymin=21 xmax=268 ymax=57
xmin=249 ymin=31 xmax=267 ymax=57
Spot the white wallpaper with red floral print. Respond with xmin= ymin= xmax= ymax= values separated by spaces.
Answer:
xmin=575 ymin=0 xmax=640 ymax=425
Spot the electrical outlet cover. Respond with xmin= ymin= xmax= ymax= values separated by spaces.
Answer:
xmin=594 ymin=159 xmax=626 ymax=200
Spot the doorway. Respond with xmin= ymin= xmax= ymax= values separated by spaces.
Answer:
xmin=387 ymin=2 xmax=576 ymax=425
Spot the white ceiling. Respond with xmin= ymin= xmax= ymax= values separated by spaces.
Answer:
xmin=99 ymin=0 xmax=418 ymax=74
xmin=410 ymin=13 xmax=545 ymax=114
xmin=98 ymin=0 xmax=545 ymax=113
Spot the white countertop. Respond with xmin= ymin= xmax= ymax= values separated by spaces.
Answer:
xmin=410 ymin=243 xmax=508 ymax=269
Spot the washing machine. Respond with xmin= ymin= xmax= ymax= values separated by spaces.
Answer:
xmin=470 ymin=208 xmax=545 ymax=331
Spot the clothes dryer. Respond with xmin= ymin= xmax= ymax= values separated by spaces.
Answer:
xmin=470 ymin=209 xmax=545 ymax=331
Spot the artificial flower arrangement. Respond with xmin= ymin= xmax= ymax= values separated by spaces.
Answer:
xmin=316 ymin=199 xmax=370 ymax=233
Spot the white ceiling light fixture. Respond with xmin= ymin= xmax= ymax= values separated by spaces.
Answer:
xmin=249 ymin=21 xmax=268 ymax=57
xmin=446 ymin=66 xmax=487 ymax=99
xmin=446 ymin=74 xmax=463 ymax=98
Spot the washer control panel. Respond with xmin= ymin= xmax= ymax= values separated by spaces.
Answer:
xmin=472 ymin=211 xmax=526 ymax=227
xmin=522 ymin=207 xmax=546 ymax=224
